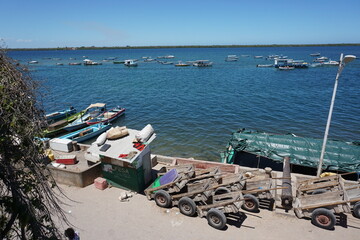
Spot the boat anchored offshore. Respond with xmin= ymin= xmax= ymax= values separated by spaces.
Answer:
xmin=83 ymin=59 xmax=102 ymax=65
xmin=278 ymin=66 xmax=295 ymax=70
xmin=124 ymin=59 xmax=138 ymax=67
xmin=193 ymin=60 xmax=213 ymax=67
xmin=225 ymin=55 xmax=239 ymax=62
xmin=175 ymin=61 xmax=190 ymax=67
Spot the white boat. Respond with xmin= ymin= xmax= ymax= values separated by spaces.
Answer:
xmin=313 ymin=56 xmax=328 ymax=62
xmin=193 ymin=60 xmax=213 ymax=67
xmin=225 ymin=55 xmax=238 ymax=62
xmin=28 ymin=60 xmax=38 ymax=64
xmin=310 ymin=52 xmax=321 ymax=56
xmin=175 ymin=61 xmax=190 ymax=67
xmin=278 ymin=66 xmax=295 ymax=70
xmin=83 ymin=59 xmax=102 ymax=65
xmin=322 ymin=60 xmax=340 ymax=66
xmin=254 ymin=56 xmax=263 ymax=59
xmin=256 ymin=64 xmax=273 ymax=68
xmin=124 ymin=59 xmax=138 ymax=67
xmin=63 ymin=103 xmax=107 ymax=132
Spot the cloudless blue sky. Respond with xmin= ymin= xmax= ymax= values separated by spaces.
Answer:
xmin=1 ymin=0 xmax=359 ymax=48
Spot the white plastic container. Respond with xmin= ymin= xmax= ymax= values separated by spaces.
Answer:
xmin=49 ymin=138 xmax=73 ymax=152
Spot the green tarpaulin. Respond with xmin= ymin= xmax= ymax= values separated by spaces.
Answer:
xmin=222 ymin=129 xmax=360 ymax=172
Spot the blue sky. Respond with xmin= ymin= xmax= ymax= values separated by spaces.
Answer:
xmin=1 ymin=0 xmax=359 ymax=48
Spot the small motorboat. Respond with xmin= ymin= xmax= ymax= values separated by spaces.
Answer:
xmin=225 ymin=55 xmax=239 ymax=62
xmin=310 ymin=52 xmax=321 ymax=57
xmin=59 ymin=123 xmax=111 ymax=143
xmin=313 ymin=56 xmax=329 ymax=62
xmin=43 ymin=110 xmax=86 ymax=138
xmin=175 ymin=61 xmax=190 ymax=67
xmin=278 ymin=66 xmax=295 ymax=70
xmin=45 ymin=107 xmax=77 ymax=122
xmin=83 ymin=59 xmax=102 ymax=65
xmin=63 ymin=103 xmax=106 ymax=132
xmin=124 ymin=59 xmax=138 ymax=67
xmin=256 ymin=64 xmax=274 ymax=68
xmin=193 ymin=60 xmax=213 ymax=67
xmin=86 ymin=107 xmax=125 ymax=125
xmin=28 ymin=60 xmax=38 ymax=64
xmin=322 ymin=60 xmax=340 ymax=66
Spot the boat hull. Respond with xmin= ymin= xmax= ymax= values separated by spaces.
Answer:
xmin=86 ymin=107 xmax=125 ymax=125
xmin=59 ymin=123 xmax=111 ymax=143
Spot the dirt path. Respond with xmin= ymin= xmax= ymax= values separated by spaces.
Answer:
xmin=55 ymin=184 xmax=360 ymax=240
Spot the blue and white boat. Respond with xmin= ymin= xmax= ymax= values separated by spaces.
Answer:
xmin=63 ymin=103 xmax=106 ymax=132
xmin=45 ymin=107 xmax=77 ymax=122
xmin=59 ymin=123 xmax=111 ymax=143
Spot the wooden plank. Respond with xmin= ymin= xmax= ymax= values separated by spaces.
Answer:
xmin=296 ymin=201 xmax=349 ymax=210
xmin=297 ymin=191 xmax=344 ymax=207
xmin=297 ymin=180 xmax=340 ymax=192
xmin=242 ymin=186 xmax=287 ymax=194
xmin=298 ymin=175 xmax=339 ymax=186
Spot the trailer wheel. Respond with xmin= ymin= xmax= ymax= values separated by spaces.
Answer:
xmin=312 ymin=189 xmax=327 ymax=195
xmin=242 ymin=194 xmax=259 ymax=212
xmin=311 ymin=208 xmax=336 ymax=230
xmin=214 ymin=187 xmax=231 ymax=195
xmin=178 ymin=197 xmax=197 ymax=217
xmin=154 ymin=190 xmax=171 ymax=208
xmin=207 ymin=208 xmax=227 ymax=230
xmin=353 ymin=202 xmax=360 ymax=218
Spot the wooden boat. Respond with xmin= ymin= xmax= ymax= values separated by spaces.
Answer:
xmin=43 ymin=110 xmax=85 ymax=138
xmin=175 ymin=61 xmax=190 ymax=67
xmin=59 ymin=123 xmax=111 ymax=143
xmin=63 ymin=103 xmax=106 ymax=132
xmin=86 ymin=107 xmax=125 ymax=125
xmin=45 ymin=107 xmax=77 ymax=122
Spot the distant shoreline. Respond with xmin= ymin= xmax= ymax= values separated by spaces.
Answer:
xmin=7 ymin=43 xmax=360 ymax=51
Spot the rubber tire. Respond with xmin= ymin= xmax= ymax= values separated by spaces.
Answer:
xmin=242 ymin=194 xmax=259 ymax=212
xmin=353 ymin=202 xmax=360 ymax=218
xmin=154 ymin=190 xmax=171 ymax=208
xmin=214 ymin=187 xmax=231 ymax=195
xmin=207 ymin=208 xmax=227 ymax=230
xmin=178 ymin=197 xmax=197 ymax=217
xmin=312 ymin=189 xmax=327 ymax=195
xmin=311 ymin=208 xmax=336 ymax=230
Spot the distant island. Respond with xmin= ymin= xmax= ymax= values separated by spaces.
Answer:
xmin=8 ymin=43 xmax=360 ymax=51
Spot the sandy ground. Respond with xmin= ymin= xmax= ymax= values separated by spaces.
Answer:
xmin=55 ymin=183 xmax=360 ymax=240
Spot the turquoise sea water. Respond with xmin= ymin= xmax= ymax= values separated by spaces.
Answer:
xmin=8 ymin=46 xmax=360 ymax=161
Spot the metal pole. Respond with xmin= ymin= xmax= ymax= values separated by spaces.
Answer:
xmin=316 ymin=53 xmax=344 ymax=177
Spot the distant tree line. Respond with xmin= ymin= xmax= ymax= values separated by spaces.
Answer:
xmin=8 ymin=43 xmax=360 ymax=51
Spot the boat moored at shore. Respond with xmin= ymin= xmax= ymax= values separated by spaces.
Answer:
xmin=86 ymin=107 xmax=125 ymax=125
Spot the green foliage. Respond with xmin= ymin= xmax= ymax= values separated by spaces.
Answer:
xmin=0 ymin=49 xmax=68 ymax=239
